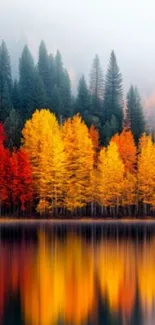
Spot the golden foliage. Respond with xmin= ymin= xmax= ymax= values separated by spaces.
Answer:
xmin=97 ymin=141 xmax=124 ymax=207
xmin=62 ymin=114 xmax=94 ymax=210
xmin=22 ymin=109 xmax=66 ymax=213
xmin=138 ymin=134 xmax=155 ymax=207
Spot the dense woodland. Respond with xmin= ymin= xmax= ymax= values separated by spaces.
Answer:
xmin=0 ymin=39 xmax=152 ymax=218
xmin=0 ymin=40 xmax=145 ymax=148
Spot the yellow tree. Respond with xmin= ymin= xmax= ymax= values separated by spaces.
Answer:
xmin=89 ymin=125 xmax=100 ymax=167
xmin=22 ymin=109 xmax=66 ymax=214
xmin=138 ymin=134 xmax=155 ymax=213
xmin=97 ymin=141 xmax=124 ymax=213
xmin=121 ymin=172 xmax=137 ymax=213
xmin=62 ymin=115 xmax=94 ymax=211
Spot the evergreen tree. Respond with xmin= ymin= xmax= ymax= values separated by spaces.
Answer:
xmin=89 ymin=54 xmax=104 ymax=114
xmin=0 ymin=41 xmax=12 ymax=121
xmin=50 ymin=85 xmax=61 ymax=116
xmin=12 ymin=79 xmax=20 ymax=111
xmin=103 ymin=51 xmax=123 ymax=133
xmin=38 ymin=41 xmax=52 ymax=106
xmin=127 ymin=85 xmax=145 ymax=143
xmin=55 ymin=50 xmax=64 ymax=88
xmin=49 ymin=53 xmax=56 ymax=88
xmin=19 ymin=45 xmax=36 ymax=120
xmin=101 ymin=115 xmax=119 ymax=145
xmin=4 ymin=108 xmax=22 ymax=149
xmin=0 ymin=82 xmax=12 ymax=121
xmin=60 ymin=69 xmax=72 ymax=119
xmin=75 ymin=75 xmax=90 ymax=120
xmin=33 ymin=69 xmax=47 ymax=109
xmin=54 ymin=51 xmax=72 ymax=119
xmin=90 ymin=54 xmax=104 ymax=100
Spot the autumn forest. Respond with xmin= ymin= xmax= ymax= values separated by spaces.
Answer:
xmin=0 ymin=40 xmax=153 ymax=218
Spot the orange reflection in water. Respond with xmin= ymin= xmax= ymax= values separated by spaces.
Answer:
xmin=97 ymin=239 xmax=136 ymax=318
xmin=0 ymin=231 xmax=155 ymax=324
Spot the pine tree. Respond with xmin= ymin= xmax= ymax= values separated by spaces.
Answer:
xmin=60 ymin=69 xmax=72 ymax=119
xmin=101 ymin=115 xmax=119 ymax=145
xmin=55 ymin=50 xmax=64 ymax=88
xmin=75 ymin=75 xmax=90 ymax=120
xmin=103 ymin=51 xmax=123 ymax=133
xmin=33 ymin=69 xmax=47 ymax=109
xmin=49 ymin=53 xmax=56 ymax=88
xmin=0 ymin=41 xmax=12 ymax=121
xmin=38 ymin=41 xmax=52 ymax=106
xmin=90 ymin=54 xmax=104 ymax=100
xmin=89 ymin=54 xmax=104 ymax=117
xmin=0 ymin=82 xmax=12 ymax=121
xmin=12 ymin=79 xmax=20 ymax=111
xmin=54 ymin=51 xmax=72 ymax=120
xmin=127 ymin=85 xmax=145 ymax=144
xmin=50 ymin=85 xmax=61 ymax=116
xmin=4 ymin=108 xmax=22 ymax=149
xmin=19 ymin=45 xmax=36 ymax=120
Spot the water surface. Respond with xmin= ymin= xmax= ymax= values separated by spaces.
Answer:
xmin=0 ymin=222 xmax=155 ymax=325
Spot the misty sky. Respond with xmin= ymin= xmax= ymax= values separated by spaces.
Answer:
xmin=0 ymin=0 xmax=155 ymax=99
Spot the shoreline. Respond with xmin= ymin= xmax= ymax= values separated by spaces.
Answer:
xmin=0 ymin=218 xmax=155 ymax=225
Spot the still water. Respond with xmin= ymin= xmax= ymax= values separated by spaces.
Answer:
xmin=0 ymin=222 xmax=155 ymax=325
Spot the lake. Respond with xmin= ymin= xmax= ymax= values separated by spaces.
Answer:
xmin=0 ymin=221 xmax=155 ymax=325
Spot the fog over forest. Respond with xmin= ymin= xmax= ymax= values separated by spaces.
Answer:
xmin=1 ymin=0 xmax=155 ymax=104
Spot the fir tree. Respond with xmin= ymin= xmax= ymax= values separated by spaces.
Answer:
xmin=60 ymin=69 xmax=72 ymax=119
xmin=4 ymin=108 xmax=22 ymax=149
xmin=127 ymin=85 xmax=145 ymax=143
xmin=33 ymin=69 xmax=47 ymax=109
xmin=75 ymin=75 xmax=90 ymax=120
xmin=19 ymin=45 xmax=36 ymax=120
xmin=103 ymin=51 xmax=123 ymax=133
xmin=12 ymin=79 xmax=20 ymax=111
xmin=90 ymin=54 xmax=104 ymax=100
xmin=0 ymin=82 xmax=12 ymax=121
xmin=0 ymin=41 xmax=12 ymax=121
xmin=38 ymin=41 xmax=52 ymax=106
xmin=101 ymin=115 xmax=119 ymax=145
xmin=89 ymin=54 xmax=104 ymax=114
xmin=55 ymin=50 xmax=64 ymax=88
xmin=49 ymin=53 xmax=56 ymax=88
xmin=50 ymin=85 xmax=61 ymax=116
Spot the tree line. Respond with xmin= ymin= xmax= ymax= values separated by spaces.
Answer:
xmin=0 ymin=40 xmax=145 ymax=149
xmin=0 ymin=108 xmax=154 ymax=217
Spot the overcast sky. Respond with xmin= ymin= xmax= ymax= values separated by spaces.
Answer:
xmin=0 ymin=0 xmax=155 ymax=98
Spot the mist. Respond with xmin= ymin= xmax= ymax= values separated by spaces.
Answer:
xmin=1 ymin=0 xmax=155 ymax=100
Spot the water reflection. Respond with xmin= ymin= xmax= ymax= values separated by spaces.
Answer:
xmin=0 ymin=225 xmax=155 ymax=324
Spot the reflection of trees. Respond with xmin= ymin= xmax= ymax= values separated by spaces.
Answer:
xmin=97 ymin=240 xmax=136 ymax=321
xmin=21 ymin=233 xmax=95 ymax=325
xmin=63 ymin=236 xmax=95 ymax=324
xmin=1 ymin=233 xmax=155 ymax=324
xmin=138 ymin=238 xmax=155 ymax=317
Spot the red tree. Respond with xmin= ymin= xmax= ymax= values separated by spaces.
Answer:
xmin=0 ymin=125 xmax=10 ymax=215
xmin=17 ymin=148 xmax=33 ymax=211
xmin=10 ymin=149 xmax=33 ymax=212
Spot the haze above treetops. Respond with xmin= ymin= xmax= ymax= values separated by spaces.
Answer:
xmin=1 ymin=0 xmax=155 ymax=110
